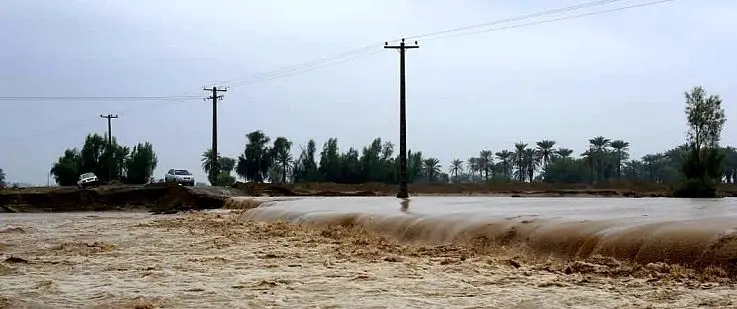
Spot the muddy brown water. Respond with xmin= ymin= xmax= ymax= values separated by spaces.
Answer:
xmin=1 ymin=197 xmax=737 ymax=308
xmin=243 ymin=197 xmax=737 ymax=272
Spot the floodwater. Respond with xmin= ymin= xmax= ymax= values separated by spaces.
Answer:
xmin=242 ymin=196 xmax=737 ymax=221
xmin=242 ymin=196 xmax=737 ymax=270
xmin=1 ymin=197 xmax=737 ymax=308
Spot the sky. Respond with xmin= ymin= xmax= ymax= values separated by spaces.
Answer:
xmin=1 ymin=0 xmax=736 ymax=185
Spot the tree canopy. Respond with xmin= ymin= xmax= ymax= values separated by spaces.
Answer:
xmin=201 ymin=148 xmax=236 ymax=186
xmin=50 ymin=133 xmax=158 ymax=186
xmin=674 ymin=86 xmax=727 ymax=197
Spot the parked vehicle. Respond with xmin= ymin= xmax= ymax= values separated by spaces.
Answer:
xmin=164 ymin=169 xmax=195 ymax=186
xmin=77 ymin=172 xmax=99 ymax=189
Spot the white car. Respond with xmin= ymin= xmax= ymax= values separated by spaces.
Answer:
xmin=77 ymin=172 xmax=99 ymax=188
xmin=164 ymin=169 xmax=195 ymax=186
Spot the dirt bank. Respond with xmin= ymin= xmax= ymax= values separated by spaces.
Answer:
xmin=0 ymin=184 xmax=245 ymax=213
xmin=1 ymin=211 xmax=735 ymax=308
xmin=4 ymin=181 xmax=737 ymax=213
xmin=232 ymin=181 xmax=688 ymax=198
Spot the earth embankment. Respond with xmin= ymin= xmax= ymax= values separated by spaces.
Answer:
xmin=0 ymin=184 xmax=245 ymax=213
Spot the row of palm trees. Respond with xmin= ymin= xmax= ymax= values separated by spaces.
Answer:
xmin=203 ymin=130 xmax=736 ymax=186
xmin=446 ymin=137 xmax=631 ymax=183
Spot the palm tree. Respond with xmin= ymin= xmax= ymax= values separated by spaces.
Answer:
xmin=478 ymin=150 xmax=494 ymax=181
xmin=556 ymin=148 xmax=574 ymax=160
xmin=466 ymin=157 xmax=479 ymax=182
xmin=588 ymin=136 xmax=611 ymax=182
xmin=495 ymin=150 xmax=513 ymax=179
xmin=622 ymin=159 xmax=644 ymax=181
xmin=642 ymin=154 xmax=659 ymax=182
xmin=535 ymin=140 xmax=556 ymax=168
xmin=523 ymin=148 xmax=539 ymax=182
xmin=609 ymin=140 xmax=630 ymax=179
xmin=274 ymin=149 xmax=294 ymax=183
xmin=423 ymin=158 xmax=441 ymax=182
xmin=449 ymin=159 xmax=464 ymax=182
xmin=271 ymin=137 xmax=294 ymax=183
xmin=513 ymin=142 xmax=527 ymax=182
xmin=201 ymin=148 xmax=220 ymax=182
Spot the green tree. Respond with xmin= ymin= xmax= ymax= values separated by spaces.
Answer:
xmin=271 ymin=137 xmax=294 ymax=183
xmin=588 ymin=136 xmax=611 ymax=183
xmin=407 ymin=150 xmax=424 ymax=183
xmin=215 ymin=172 xmax=236 ymax=186
xmin=449 ymin=159 xmax=463 ymax=182
xmin=201 ymin=148 xmax=219 ymax=180
xmin=220 ymin=157 xmax=236 ymax=173
xmin=610 ymin=140 xmax=630 ymax=179
xmin=318 ymin=138 xmax=341 ymax=182
xmin=522 ymin=148 xmax=539 ymax=182
xmin=423 ymin=158 xmax=441 ymax=182
xmin=293 ymin=139 xmax=320 ymax=182
xmin=236 ymin=130 xmax=272 ymax=183
xmin=513 ymin=143 xmax=527 ymax=182
xmin=360 ymin=138 xmax=384 ymax=182
xmin=542 ymin=157 xmax=589 ymax=183
xmin=535 ymin=140 xmax=556 ymax=168
xmin=495 ymin=150 xmax=513 ymax=179
xmin=124 ymin=142 xmax=158 ymax=184
xmin=478 ymin=150 xmax=494 ymax=181
xmin=201 ymin=148 xmax=236 ymax=185
xmin=50 ymin=133 xmax=154 ymax=186
xmin=340 ymin=147 xmax=361 ymax=183
xmin=50 ymin=149 xmax=82 ymax=186
xmin=674 ymin=86 xmax=727 ymax=197
xmin=556 ymin=148 xmax=574 ymax=159
xmin=723 ymin=146 xmax=737 ymax=184
xmin=466 ymin=157 xmax=479 ymax=182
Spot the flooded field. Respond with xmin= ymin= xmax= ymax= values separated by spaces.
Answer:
xmin=1 ymin=197 xmax=737 ymax=308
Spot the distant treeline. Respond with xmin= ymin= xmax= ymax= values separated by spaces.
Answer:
xmin=205 ymin=86 xmax=731 ymax=198
xmin=28 ymin=86 xmax=727 ymax=198
xmin=203 ymin=131 xmax=737 ymax=187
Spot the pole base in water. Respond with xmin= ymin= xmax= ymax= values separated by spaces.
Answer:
xmin=396 ymin=191 xmax=409 ymax=199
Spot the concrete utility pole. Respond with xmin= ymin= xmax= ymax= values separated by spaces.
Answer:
xmin=204 ymin=86 xmax=227 ymax=184
xmin=100 ymin=114 xmax=119 ymax=181
xmin=384 ymin=38 xmax=419 ymax=199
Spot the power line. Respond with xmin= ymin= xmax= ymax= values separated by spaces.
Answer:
xmin=212 ymin=44 xmax=384 ymax=88
xmin=224 ymin=49 xmax=384 ymax=89
xmin=0 ymin=96 xmax=201 ymax=101
xmin=422 ymin=0 xmax=678 ymax=42
xmin=404 ymin=0 xmax=626 ymax=41
xmin=1 ymin=0 xmax=681 ymax=142
xmin=219 ymin=0 xmax=678 ymax=88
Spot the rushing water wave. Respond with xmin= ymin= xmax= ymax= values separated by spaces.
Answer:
xmin=2 ymin=200 xmax=737 ymax=307
xmin=238 ymin=196 xmax=737 ymax=274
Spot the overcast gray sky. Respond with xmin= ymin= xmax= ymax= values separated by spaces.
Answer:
xmin=1 ymin=0 xmax=735 ymax=185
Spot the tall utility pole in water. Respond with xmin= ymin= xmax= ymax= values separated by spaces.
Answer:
xmin=385 ymin=38 xmax=419 ymax=199
xmin=100 ymin=114 xmax=119 ymax=181
xmin=204 ymin=86 xmax=227 ymax=184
